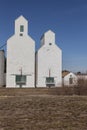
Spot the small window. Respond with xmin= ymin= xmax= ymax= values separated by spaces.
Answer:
xmin=70 ymin=75 xmax=72 ymax=78
xmin=49 ymin=43 xmax=52 ymax=45
xmin=20 ymin=33 xmax=23 ymax=36
xmin=69 ymin=76 xmax=73 ymax=84
xmin=46 ymin=77 xmax=55 ymax=87
xmin=20 ymin=25 xmax=24 ymax=32
xmin=16 ymin=75 xmax=26 ymax=85
xmin=46 ymin=77 xmax=54 ymax=83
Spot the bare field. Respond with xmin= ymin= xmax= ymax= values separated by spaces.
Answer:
xmin=0 ymin=89 xmax=87 ymax=130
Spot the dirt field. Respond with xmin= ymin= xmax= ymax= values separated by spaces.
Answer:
xmin=0 ymin=89 xmax=87 ymax=130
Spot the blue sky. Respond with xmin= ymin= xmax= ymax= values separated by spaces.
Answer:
xmin=0 ymin=0 xmax=87 ymax=72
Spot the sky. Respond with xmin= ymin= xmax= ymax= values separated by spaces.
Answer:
xmin=0 ymin=0 xmax=87 ymax=73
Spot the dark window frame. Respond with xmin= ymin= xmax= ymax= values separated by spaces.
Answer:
xmin=16 ymin=75 xmax=26 ymax=85
xmin=69 ymin=75 xmax=73 ymax=84
xmin=46 ymin=77 xmax=54 ymax=83
xmin=20 ymin=25 xmax=24 ymax=32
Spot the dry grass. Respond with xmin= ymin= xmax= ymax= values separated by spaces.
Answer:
xmin=0 ymin=89 xmax=87 ymax=130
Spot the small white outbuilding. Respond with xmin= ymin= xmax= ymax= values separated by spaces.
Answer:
xmin=6 ymin=16 xmax=35 ymax=88
xmin=62 ymin=71 xmax=77 ymax=86
xmin=36 ymin=30 xmax=62 ymax=87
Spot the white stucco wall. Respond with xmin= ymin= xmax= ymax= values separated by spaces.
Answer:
xmin=63 ymin=72 xmax=77 ymax=86
xmin=36 ymin=30 xmax=62 ymax=87
xmin=6 ymin=16 xmax=35 ymax=88
xmin=0 ymin=50 xmax=5 ymax=87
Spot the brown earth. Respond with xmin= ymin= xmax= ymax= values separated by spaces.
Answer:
xmin=0 ymin=88 xmax=87 ymax=130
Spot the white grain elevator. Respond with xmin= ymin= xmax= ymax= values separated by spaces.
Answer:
xmin=6 ymin=15 xmax=35 ymax=88
xmin=36 ymin=30 xmax=62 ymax=87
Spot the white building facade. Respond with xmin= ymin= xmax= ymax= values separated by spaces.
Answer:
xmin=36 ymin=30 xmax=62 ymax=87
xmin=6 ymin=16 xmax=35 ymax=88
